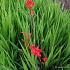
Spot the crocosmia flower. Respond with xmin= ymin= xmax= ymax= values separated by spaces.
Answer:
xmin=25 ymin=0 xmax=35 ymax=10
xmin=29 ymin=44 xmax=42 ymax=57
xmin=30 ymin=10 xmax=35 ymax=15
xmin=41 ymin=57 xmax=48 ymax=64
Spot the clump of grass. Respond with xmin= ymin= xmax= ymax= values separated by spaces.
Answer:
xmin=0 ymin=0 xmax=70 ymax=70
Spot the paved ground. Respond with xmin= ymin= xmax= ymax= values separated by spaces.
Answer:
xmin=59 ymin=0 xmax=70 ymax=9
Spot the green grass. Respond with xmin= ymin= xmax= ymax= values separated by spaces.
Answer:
xmin=0 ymin=0 xmax=70 ymax=70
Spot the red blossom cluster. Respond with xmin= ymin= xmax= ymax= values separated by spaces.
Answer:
xmin=29 ymin=44 xmax=48 ymax=64
xmin=25 ymin=0 xmax=35 ymax=15
xmin=29 ymin=44 xmax=42 ymax=57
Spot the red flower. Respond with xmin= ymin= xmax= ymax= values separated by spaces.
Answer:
xmin=29 ymin=44 xmax=42 ymax=57
xmin=25 ymin=0 xmax=35 ymax=10
xmin=30 ymin=10 xmax=35 ymax=15
xmin=41 ymin=57 xmax=48 ymax=64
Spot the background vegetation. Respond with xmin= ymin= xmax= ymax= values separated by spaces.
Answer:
xmin=0 ymin=0 xmax=70 ymax=70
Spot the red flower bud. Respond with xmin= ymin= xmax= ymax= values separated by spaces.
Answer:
xmin=41 ymin=57 xmax=48 ymax=64
xmin=30 ymin=10 xmax=35 ymax=15
xmin=25 ymin=0 xmax=35 ymax=10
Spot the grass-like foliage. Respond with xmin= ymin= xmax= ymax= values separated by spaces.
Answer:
xmin=0 ymin=0 xmax=70 ymax=70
